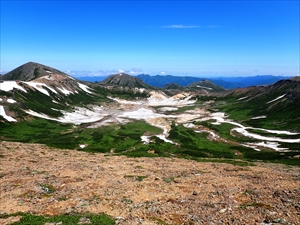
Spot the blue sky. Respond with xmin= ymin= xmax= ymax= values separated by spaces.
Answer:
xmin=1 ymin=1 xmax=299 ymax=77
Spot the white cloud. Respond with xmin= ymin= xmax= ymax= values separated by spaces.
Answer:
xmin=162 ymin=24 xmax=200 ymax=29
xmin=161 ymin=25 xmax=219 ymax=29
xmin=160 ymin=71 xmax=166 ymax=75
xmin=68 ymin=68 xmax=145 ymax=77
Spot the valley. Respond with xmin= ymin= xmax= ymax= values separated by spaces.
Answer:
xmin=1 ymin=63 xmax=300 ymax=165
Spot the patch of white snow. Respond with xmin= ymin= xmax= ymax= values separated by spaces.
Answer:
xmin=251 ymin=116 xmax=266 ymax=120
xmin=7 ymin=99 xmax=16 ymax=103
xmin=159 ymin=107 xmax=178 ymax=112
xmin=196 ymin=85 xmax=212 ymax=90
xmin=0 ymin=106 xmax=17 ymax=122
xmin=238 ymin=96 xmax=248 ymax=100
xmin=57 ymin=87 xmax=73 ymax=95
xmin=232 ymin=127 xmax=300 ymax=143
xmin=267 ymin=94 xmax=286 ymax=104
xmin=0 ymin=81 xmax=27 ymax=92
xmin=78 ymin=82 xmax=93 ymax=94
xmin=245 ymin=141 xmax=289 ymax=152
xmin=141 ymin=136 xmax=151 ymax=144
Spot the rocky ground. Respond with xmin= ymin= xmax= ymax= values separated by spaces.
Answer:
xmin=0 ymin=141 xmax=299 ymax=225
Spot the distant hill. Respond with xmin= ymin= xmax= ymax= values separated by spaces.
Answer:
xmin=2 ymin=62 xmax=68 ymax=81
xmin=136 ymin=74 xmax=205 ymax=88
xmin=100 ymin=73 xmax=153 ymax=89
xmin=187 ymin=79 xmax=226 ymax=92
xmin=163 ymin=83 xmax=182 ymax=90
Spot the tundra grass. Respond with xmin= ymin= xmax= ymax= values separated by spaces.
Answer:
xmin=1 ymin=212 xmax=115 ymax=225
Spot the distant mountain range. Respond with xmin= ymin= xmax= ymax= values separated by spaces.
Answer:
xmin=76 ymin=74 xmax=292 ymax=89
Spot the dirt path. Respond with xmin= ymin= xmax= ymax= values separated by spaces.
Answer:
xmin=1 ymin=141 xmax=299 ymax=224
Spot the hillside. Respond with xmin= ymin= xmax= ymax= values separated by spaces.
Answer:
xmin=213 ymin=77 xmax=300 ymax=131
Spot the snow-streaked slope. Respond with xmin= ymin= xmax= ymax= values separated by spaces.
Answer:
xmin=25 ymin=107 xmax=107 ymax=125
xmin=24 ymin=81 xmax=58 ymax=96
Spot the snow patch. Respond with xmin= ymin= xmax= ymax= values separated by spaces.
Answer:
xmin=238 ymin=96 xmax=248 ymax=100
xmin=232 ymin=127 xmax=300 ymax=143
xmin=196 ymin=85 xmax=212 ymax=90
xmin=0 ymin=106 xmax=17 ymax=122
xmin=109 ymin=97 xmax=143 ymax=105
xmin=25 ymin=107 xmax=105 ymax=125
xmin=0 ymin=81 xmax=27 ymax=92
xmin=147 ymin=91 xmax=196 ymax=106
xmin=57 ymin=87 xmax=73 ymax=95
xmin=120 ymin=108 xmax=164 ymax=120
xmin=7 ymin=99 xmax=16 ymax=103
xmin=244 ymin=141 xmax=289 ymax=152
xmin=141 ymin=136 xmax=150 ymax=144
xmin=78 ymin=82 xmax=93 ymax=94
xmin=183 ymin=123 xmax=195 ymax=128
xmin=251 ymin=116 xmax=266 ymax=120
xmin=159 ymin=107 xmax=178 ymax=112
xmin=267 ymin=94 xmax=286 ymax=104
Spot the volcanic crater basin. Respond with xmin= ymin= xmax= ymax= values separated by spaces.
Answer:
xmin=1 ymin=141 xmax=300 ymax=225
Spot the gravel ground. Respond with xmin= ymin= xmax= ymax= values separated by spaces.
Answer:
xmin=1 ymin=141 xmax=299 ymax=225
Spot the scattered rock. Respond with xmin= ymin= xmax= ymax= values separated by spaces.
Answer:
xmin=78 ymin=217 xmax=91 ymax=224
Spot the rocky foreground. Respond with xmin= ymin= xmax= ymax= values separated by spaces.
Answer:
xmin=0 ymin=141 xmax=299 ymax=225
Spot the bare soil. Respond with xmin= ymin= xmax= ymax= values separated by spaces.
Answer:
xmin=0 ymin=141 xmax=299 ymax=224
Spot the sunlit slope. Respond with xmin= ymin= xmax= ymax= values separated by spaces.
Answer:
xmin=210 ymin=77 xmax=300 ymax=131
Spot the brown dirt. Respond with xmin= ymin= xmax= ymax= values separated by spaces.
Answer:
xmin=0 ymin=141 xmax=299 ymax=225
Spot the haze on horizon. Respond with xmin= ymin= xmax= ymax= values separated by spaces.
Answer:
xmin=0 ymin=1 xmax=299 ymax=77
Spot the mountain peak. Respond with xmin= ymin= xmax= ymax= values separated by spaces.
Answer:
xmin=2 ymin=62 xmax=68 ymax=81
